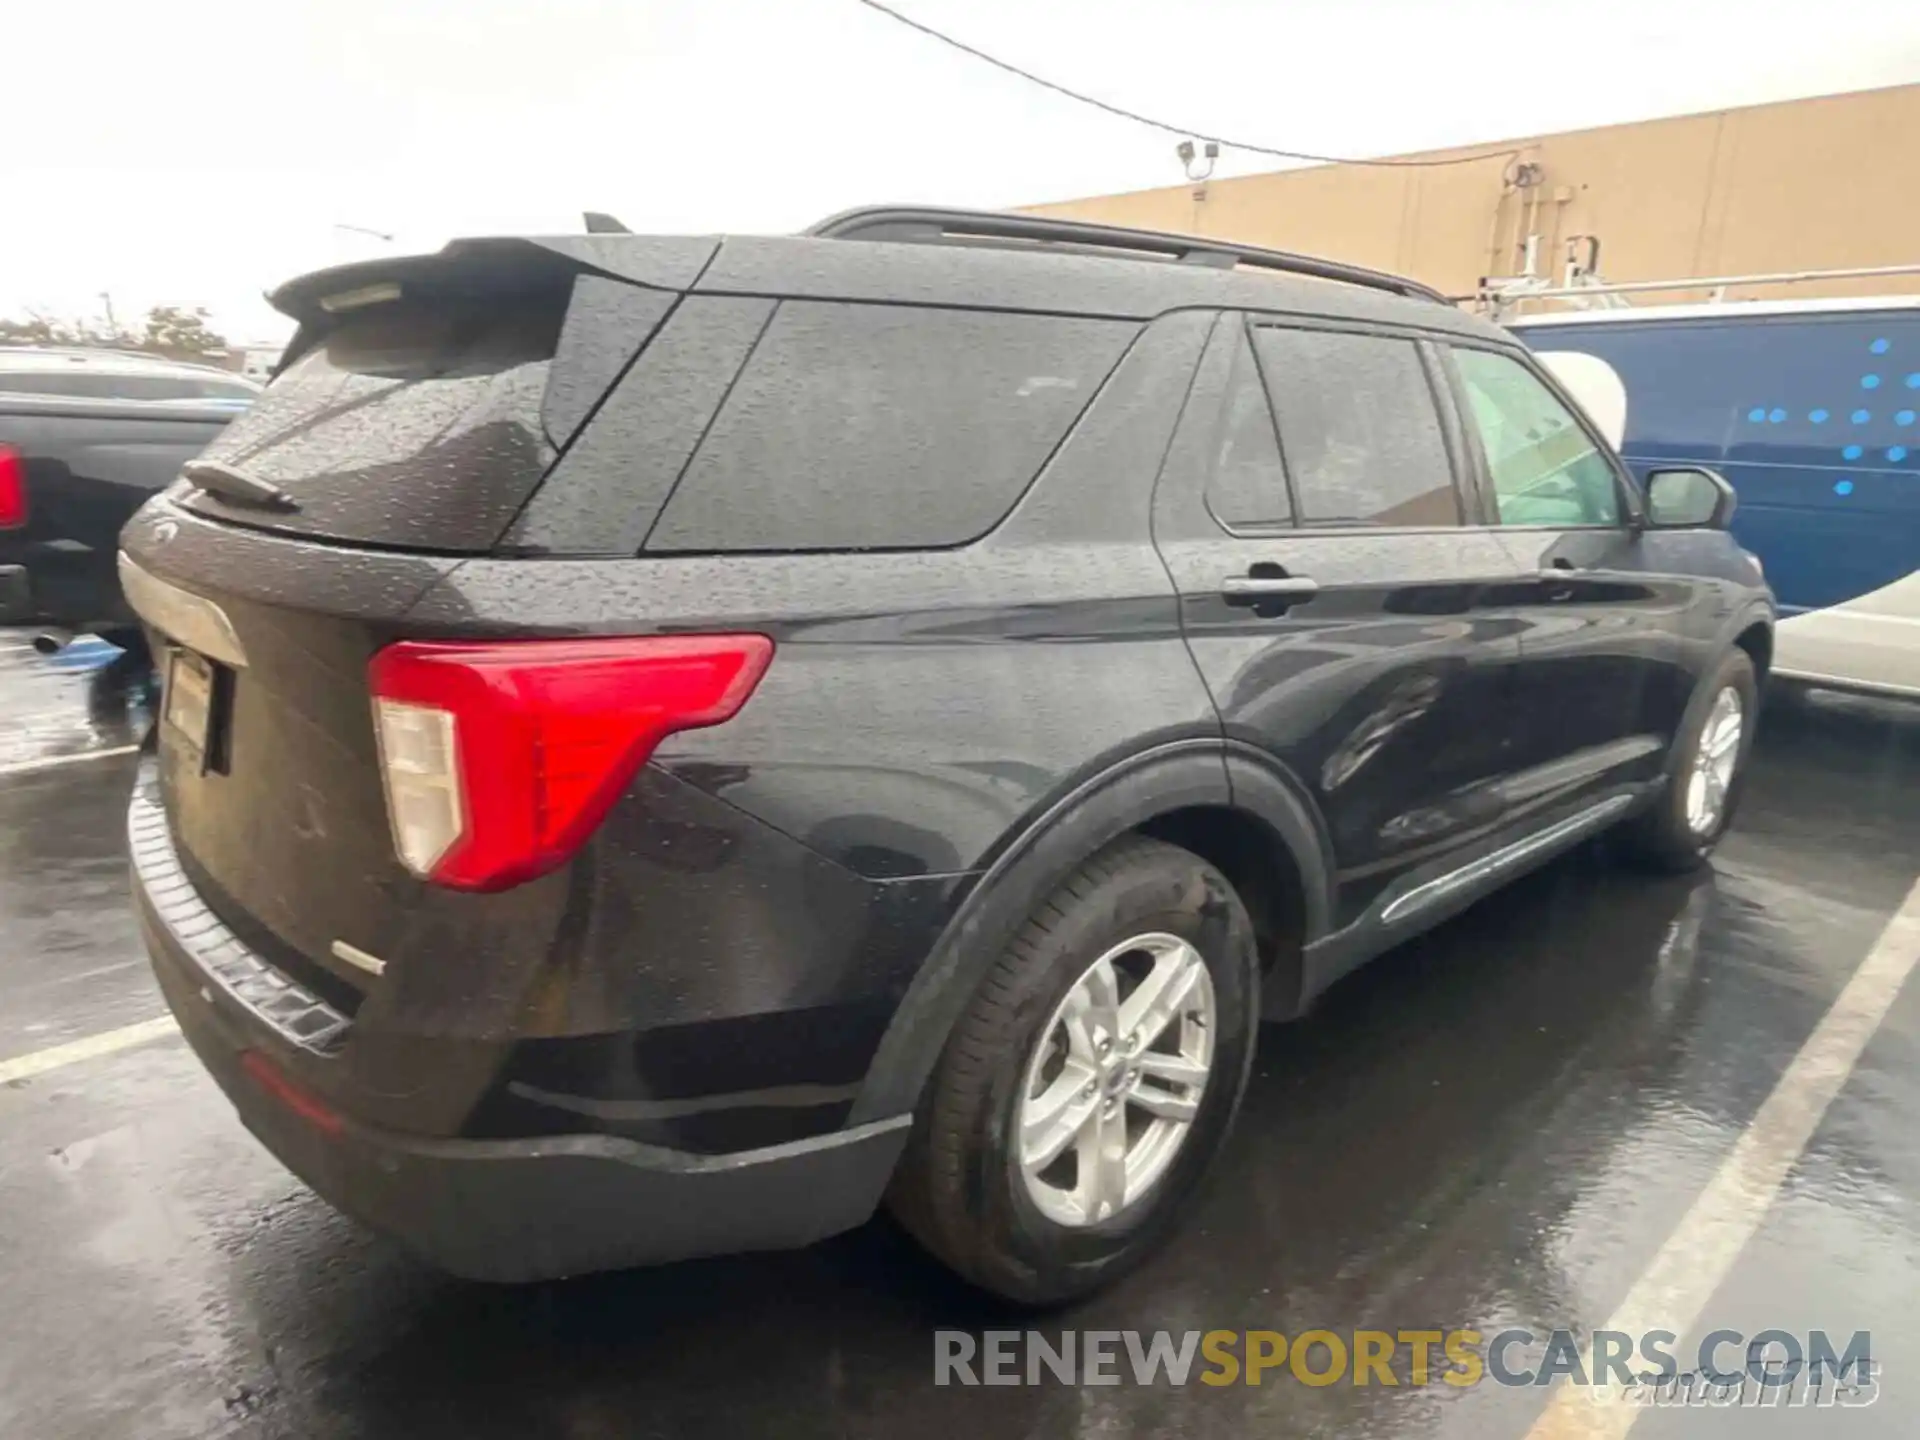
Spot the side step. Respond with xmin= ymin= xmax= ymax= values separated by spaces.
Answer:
xmin=1379 ymin=794 xmax=1639 ymax=927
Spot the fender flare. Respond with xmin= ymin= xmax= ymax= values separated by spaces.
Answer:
xmin=848 ymin=739 xmax=1333 ymax=1123
xmin=1719 ymin=600 xmax=1776 ymax=668
xmin=1657 ymin=600 xmax=1774 ymax=786
xmin=1221 ymin=741 xmax=1335 ymax=944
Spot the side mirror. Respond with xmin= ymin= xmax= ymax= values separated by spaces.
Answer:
xmin=1645 ymin=467 xmax=1737 ymax=530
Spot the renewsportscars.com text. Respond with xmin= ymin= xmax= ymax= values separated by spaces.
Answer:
xmin=933 ymin=1327 xmax=1876 ymax=1404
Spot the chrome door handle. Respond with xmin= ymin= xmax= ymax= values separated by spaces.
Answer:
xmin=1222 ymin=576 xmax=1319 ymax=602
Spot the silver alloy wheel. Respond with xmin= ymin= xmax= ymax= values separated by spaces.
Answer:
xmin=1016 ymin=932 xmax=1216 ymax=1228
xmin=1685 ymin=685 xmax=1745 ymax=836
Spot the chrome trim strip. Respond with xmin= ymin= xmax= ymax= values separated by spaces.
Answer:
xmin=130 ymin=775 xmax=349 ymax=1056
xmin=117 ymin=551 xmax=247 ymax=668
xmin=506 ymin=1079 xmax=863 ymax=1122
xmin=330 ymin=940 xmax=387 ymax=978
xmin=1378 ymin=794 xmax=1638 ymax=927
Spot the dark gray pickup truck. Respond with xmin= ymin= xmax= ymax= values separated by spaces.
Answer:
xmin=0 ymin=349 xmax=257 ymax=651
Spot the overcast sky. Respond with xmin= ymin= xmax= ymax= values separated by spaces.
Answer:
xmin=6 ymin=0 xmax=1918 ymax=343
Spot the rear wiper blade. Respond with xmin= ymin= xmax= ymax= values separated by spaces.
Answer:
xmin=181 ymin=459 xmax=300 ymax=512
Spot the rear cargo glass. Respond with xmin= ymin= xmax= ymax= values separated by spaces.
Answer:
xmin=180 ymin=293 xmax=565 ymax=552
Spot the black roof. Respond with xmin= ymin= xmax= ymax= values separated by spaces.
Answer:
xmin=270 ymin=205 xmax=1507 ymax=344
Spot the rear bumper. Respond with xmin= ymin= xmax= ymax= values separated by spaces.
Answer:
xmin=132 ymin=789 xmax=911 ymax=1282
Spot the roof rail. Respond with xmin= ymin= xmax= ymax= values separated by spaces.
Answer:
xmin=806 ymin=205 xmax=1447 ymax=304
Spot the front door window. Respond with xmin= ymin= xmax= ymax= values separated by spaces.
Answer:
xmin=1455 ymin=348 xmax=1621 ymax=527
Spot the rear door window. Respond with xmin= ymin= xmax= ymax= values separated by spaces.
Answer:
xmin=645 ymin=301 xmax=1136 ymax=552
xmin=1252 ymin=327 xmax=1459 ymax=527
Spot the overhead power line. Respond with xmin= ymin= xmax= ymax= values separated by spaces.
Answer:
xmin=852 ymin=0 xmax=1517 ymax=170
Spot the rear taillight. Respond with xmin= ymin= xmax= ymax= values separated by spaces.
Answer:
xmin=367 ymin=634 xmax=773 ymax=891
xmin=0 ymin=446 xmax=25 ymax=529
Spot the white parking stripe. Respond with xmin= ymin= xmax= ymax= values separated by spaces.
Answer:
xmin=0 ymin=745 xmax=140 ymax=780
xmin=0 ymin=1016 xmax=178 ymax=1086
xmin=1527 ymin=873 xmax=1920 ymax=1439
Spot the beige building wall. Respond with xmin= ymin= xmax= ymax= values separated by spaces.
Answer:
xmin=1023 ymin=83 xmax=1920 ymax=311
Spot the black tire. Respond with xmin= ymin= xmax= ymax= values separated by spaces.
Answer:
xmin=887 ymin=835 xmax=1259 ymax=1305
xmin=1617 ymin=647 xmax=1759 ymax=872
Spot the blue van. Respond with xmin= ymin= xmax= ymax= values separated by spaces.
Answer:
xmin=1512 ymin=300 xmax=1920 ymax=698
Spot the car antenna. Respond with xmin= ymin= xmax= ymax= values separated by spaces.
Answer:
xmin=583 ymin=212 xmax=631 ymax=234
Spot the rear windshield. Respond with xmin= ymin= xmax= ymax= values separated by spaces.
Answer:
xmin=181 ymin=294 xmax=565 ymax=552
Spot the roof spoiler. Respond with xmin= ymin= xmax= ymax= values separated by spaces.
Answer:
xmin=267 ymin=235 xmax=718 ymax=328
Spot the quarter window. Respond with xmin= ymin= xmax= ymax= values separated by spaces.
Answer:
xmin=647 ymin=301 xmax=1135 ymax=552
xmin=1252 ymin=327 xmax=1458 ymax=527
xmin=1454 ymin=347 xmax=1621 ymax=526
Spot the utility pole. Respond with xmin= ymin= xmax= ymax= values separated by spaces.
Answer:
xmin=99 ymin=291 xmax=118 ymax=337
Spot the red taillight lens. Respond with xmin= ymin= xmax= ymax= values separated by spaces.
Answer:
xmin=367 ymin=634 xmax=773 ymax=891
xmin=0 ymin=446 xmax=25 ymax=529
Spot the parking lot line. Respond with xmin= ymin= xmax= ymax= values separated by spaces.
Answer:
xmin=1526 ymin=872 xmax=1920 ymax=1439
xmin=0 ymin=745 xmax=139 ymax=780
xmin=0 ymin=1016 xmax=178 ymax=1086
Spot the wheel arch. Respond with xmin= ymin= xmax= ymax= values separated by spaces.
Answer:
xmin=849 ymin=740 xmax=1333 ymax=1123
xmin=1732 ymin=614 xmax=1773 ymax=682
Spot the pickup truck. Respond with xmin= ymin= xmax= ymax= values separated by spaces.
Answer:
xmin=0 ymin=350 xmax=257 ymax=661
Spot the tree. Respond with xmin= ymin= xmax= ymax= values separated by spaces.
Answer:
xmin=139 ymin=305 xmax=227 ymax=358
xmin=0 ymin=313 xmax=79 ymax=346
xmin=0 ymin=304 xmax=232 ymax=360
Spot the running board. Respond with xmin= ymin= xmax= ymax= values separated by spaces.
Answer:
xmin=1378 ymin=794 xmax=1639 ymax=927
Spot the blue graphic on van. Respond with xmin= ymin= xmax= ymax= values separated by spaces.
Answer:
xmin=1514 ymin=309 xmax=1920 ymax=614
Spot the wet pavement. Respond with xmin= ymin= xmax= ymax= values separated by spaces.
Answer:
xmin=1 ymin=634 xmax=1916 ymax=1439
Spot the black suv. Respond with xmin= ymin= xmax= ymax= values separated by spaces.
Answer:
xmin=124 ymin=207 xmax=1772 ymax=1303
